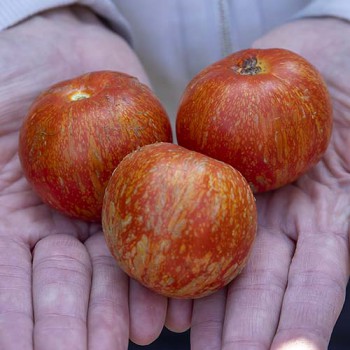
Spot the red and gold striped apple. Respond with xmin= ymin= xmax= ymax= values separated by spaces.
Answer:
xmin=18 ymin=70 xmax=172 ymax=221
xmin=102 ymin=142 xmax=257 ymax=299
xmin=176 ymin=48 xmax=333 ymax=192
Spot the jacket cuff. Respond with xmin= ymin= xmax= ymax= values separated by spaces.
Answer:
xmin=0 ymin=0 xmax=132 ymax=42
xmin=295 ymin=0 xmax=350 ymax=22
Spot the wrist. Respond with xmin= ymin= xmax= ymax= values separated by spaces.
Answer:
xmin=252 ymin=17 xmax=350 ymax=74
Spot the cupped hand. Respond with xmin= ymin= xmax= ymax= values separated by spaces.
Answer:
xmin=180 ymin=17 xmax=350 ymax=350
xmin=123 ymin=16 xmax=350 ymax=350
xmin=0 ymin=6 xmax=162 ymax=350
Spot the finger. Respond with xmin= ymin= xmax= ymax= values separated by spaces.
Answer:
xmin=222 ymin=227 xmax=294 ymax=349
xmin=191 ymin=288 xmax=226 ymax=350
xmin=271 ymin=232 xmax=349 ymax=350
xmin=129 ymin=279 xmax=167 ymax=345
xmin=85 ymin=233 xmax=129 ymax=350
xmin=0 ymin=237 xmax=33 ymax=350
xmin=33 ymin=234 xmax=92 ymax=350
xmin=165 ymin=298 xmax=192 ymax=333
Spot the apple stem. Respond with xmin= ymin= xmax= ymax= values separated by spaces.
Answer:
xmin=233 ymin=56 xmax=262 ymax=76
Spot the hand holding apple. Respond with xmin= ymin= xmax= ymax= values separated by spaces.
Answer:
xmin=188 ymin=18 xmax=350 ymax=350
xmin=8 ymin=7 xmax=349 ymax=350
xmin=0 ymin=7 xmax=168 ymax=350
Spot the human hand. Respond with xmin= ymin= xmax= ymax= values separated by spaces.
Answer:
xmin=179 ymin=17 xmax=350 ymax=350
xmin=0 ymin=6 xmax=163 ymax=349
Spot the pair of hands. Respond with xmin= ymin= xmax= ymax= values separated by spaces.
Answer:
xmin=0 ymin=6 xmax=349 ymax=350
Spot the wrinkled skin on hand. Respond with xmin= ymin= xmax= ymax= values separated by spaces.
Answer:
xmin=0 ymin=6 xmax=163 ymax=350
xmin=187 ymin=18 xmax=350 ymax=350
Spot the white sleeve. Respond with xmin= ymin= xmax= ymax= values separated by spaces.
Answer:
xmin=0 ymin=0 xmax=131 ymax=41
xmin=295 ymin=0 xmax=350 ymax=22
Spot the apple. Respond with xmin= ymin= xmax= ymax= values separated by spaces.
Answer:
xmin=176 ymin=48 xmax=333 ymax=192
xmin=18 ymin=70 xmax=172 ymax=221
xmin=102 ymin=142 xmax=257 ymax=299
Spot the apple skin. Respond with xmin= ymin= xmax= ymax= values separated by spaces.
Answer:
xmin=18 ymin=71 xmax=172 ymax=222
xmin=102 ymin=142 xmax=257 ymax=299
xmin=176 ymin=48 xmax=333 ymax=192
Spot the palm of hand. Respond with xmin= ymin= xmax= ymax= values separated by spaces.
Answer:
xmin=0 ymin=7 xmax=150 ymax=349
xmin=141 ymin=19 xmax=350 ymax=350
xmin=198 ymin=18 xmax=350 ymax=350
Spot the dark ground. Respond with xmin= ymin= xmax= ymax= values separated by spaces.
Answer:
xmin=128 ymin=282 xmax=350 ymax=350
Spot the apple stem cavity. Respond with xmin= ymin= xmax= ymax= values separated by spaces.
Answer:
xmin=70 ymin=91 xmax=91 ymax=101
xmin=233 ymin=56 xmax=262 ymax=76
